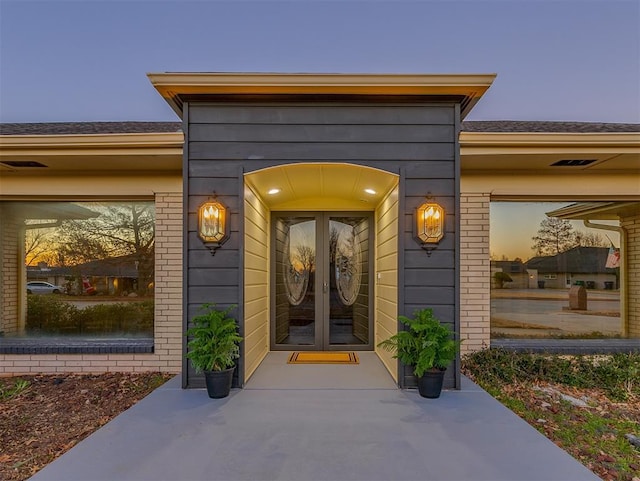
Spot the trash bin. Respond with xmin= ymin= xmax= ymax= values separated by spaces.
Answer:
xmin=537 ymin=281 xmax=545 ymax=289
xmin=586 ymin=281 xmax=596 ymax=289
xmin=604 ymin=281 xmax=614 ymax=290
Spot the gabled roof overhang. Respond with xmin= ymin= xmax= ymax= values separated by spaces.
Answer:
xmin=147 ymin=72 xmax=496 ymax=119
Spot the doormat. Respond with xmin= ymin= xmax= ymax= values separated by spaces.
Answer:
xmin=287 ymin=351 xmax=359 ymax=364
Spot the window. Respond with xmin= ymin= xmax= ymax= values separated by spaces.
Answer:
xmin=490 ymin=202 xmax=621 ymax=340
xmin=0 ymin=201 xmax=154 ymax=342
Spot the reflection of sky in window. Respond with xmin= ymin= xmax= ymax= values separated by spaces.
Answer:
xmin=290 ymin=220 xmax=315 ymax=250
xmin=491 ymin=202 xmax=620 ymax=261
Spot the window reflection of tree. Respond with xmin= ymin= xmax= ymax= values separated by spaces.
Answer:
xmin=293 ymin=244 xmax=315 ymax=274
xmin=283 ymin=222 xmax=314 ymax=306
xmin=26 ymin=202 xmax=155 ymax=296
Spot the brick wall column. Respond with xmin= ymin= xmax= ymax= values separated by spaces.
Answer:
xmin=0 ymin=206 xmax=20 ymax=336
xmin=459 ymin=193 xmax=491 ymax=354
xmin=621 ymin=214 xmax=640 ymax=338
xmin=153 ymin=192 xmax=184 ymax=372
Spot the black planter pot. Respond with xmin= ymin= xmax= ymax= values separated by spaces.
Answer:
xmin=417 ymin=369 xmax=446 ymax=398
xmin=204 ymin=367 xmax=234 ymax=399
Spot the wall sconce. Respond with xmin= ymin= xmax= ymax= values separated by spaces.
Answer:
xmin=198 ymin=197 xmax=228 ymax=256
xmin=415 ymin=197 xmax=444 ymax=256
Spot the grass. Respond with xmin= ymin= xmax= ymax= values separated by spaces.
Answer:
xmin=462 ymin=349 xmax=640 ymax=481
xmin=0 ymin=378 xmax=30 ymax=401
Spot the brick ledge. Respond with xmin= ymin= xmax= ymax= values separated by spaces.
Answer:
xmin=0 ymin=337 xmax=154 ymax=354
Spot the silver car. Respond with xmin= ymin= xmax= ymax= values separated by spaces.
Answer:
xmin=26 ymin=281 xmax=64 ymax=294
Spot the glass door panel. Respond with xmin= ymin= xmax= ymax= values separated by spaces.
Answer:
xmin=327 ymin=217 xmax=369 ymax=346
xmin=274 ymin=217 xmax=317 ymax=346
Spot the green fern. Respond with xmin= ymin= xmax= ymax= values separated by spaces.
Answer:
xmin=378 ymin=308 xmax=460 ymax=378
xmin=185 ymin=304 xmax=242 ymax=373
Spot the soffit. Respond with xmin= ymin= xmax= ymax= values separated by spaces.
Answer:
xmin=0 ymin=132 xmax=183 ymax=174
xmin=147 ymin=72 xmax=496 ymax=119
xmin=1 ymin=127 xmax=638 ymax=175
xmin=244 ymin=163 xmax=399 ymax=211
xmin=7 ymin=202 xmax=100 ymax=220
xmin=546 ymin=202 xmax=640 ymax=220
xmin=460 ymin=132 xmax=640 ymax=173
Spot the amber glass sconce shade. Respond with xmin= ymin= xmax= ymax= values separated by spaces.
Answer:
xmin=415 ymin=200 xmax=444 ymax=255
xmin=198 ymin=198 xmax=228 ymax=255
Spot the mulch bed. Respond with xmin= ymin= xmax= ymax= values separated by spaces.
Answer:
xmin=0 ymin=372 xmax=173 ymax=481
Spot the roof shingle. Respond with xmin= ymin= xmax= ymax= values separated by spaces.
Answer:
xmin=461 ymin=120 xmax=640 ymax=133
xmin=1 ymin=120 xmax=638 ymax=136
xmin=0 ymin=122 xmax=182 ymax=136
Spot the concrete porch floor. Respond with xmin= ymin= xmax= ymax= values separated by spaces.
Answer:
xmin=31 ymin=352 xmax=599 ymax=481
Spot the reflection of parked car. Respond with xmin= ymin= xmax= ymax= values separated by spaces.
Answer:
xmin=26 ymin=281 xmax=64 ymax=294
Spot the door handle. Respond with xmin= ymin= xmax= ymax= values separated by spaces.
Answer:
xmin=323 ymin=282 xmax=328 ymax=293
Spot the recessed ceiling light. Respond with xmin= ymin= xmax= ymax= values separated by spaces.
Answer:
xmin=268 ymin=188 xmax=281 ymax=195
xmin=364 ymin=188 xmax=376 ymax=195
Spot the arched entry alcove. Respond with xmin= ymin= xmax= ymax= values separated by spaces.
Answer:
xmin=243 ymin=163 xmax=399 ymax=382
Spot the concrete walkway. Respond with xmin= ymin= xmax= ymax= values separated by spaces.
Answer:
xmin=31 ymin=353 xmax=599 ymax=481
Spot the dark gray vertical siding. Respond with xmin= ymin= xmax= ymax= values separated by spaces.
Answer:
xmin=454 ymin=104 xmax=462 ymax=390
xmin=184 ymin=101 xmax=459 ymax=389
xmin=181 ymin=105 xmax=190 ymax=389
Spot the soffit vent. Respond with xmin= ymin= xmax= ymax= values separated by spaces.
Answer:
xmin=0 ymin=160 xmax=48 ymax=168
xmin=550 ymin=159 xmax=597 ymax=167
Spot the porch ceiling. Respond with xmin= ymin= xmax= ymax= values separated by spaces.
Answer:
xmin=244 ymin=163 xmax=399 ymax=210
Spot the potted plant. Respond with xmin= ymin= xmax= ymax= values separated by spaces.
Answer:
xmin=186 ymin=303 xmax=242 ymax=399
xmin=378 ymin=308 xmax=460 ymax=398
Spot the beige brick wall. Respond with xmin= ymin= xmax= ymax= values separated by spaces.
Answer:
xmin=0 ymin=354 xmax=178 ymax=375
xmin=459 ymin=193 xmax=491 ymax=354
xmin=1 ymin=206 xmax=20 ymax=336
xmin=0 ymin=193 xmax=183 ymax=375
xmin=621 ymin=214 xmax=640 ymax=338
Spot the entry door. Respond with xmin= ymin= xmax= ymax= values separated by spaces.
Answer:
xmin=271 ymin=213 xmax=372 ymax=350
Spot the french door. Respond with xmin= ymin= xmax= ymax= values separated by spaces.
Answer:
xmin=271 ymin=213 xmax=373 ymax=350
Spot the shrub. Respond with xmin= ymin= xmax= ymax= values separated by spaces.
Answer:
xmin=26 ymin=296 xmax=154 ymax=336
xmin=462 ymin=349 xmax=640 ymax=401
xmin=77 ymin=301 xmax=153 ymax=335
xmin=26 ymin=295 xmax=79 ymax=334
xmin=493 ymin=272 xmax=513 ymax=289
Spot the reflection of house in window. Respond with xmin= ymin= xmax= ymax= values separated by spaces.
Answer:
xmin=526 ymin=246 xmax=618 ymax=290
xmin=491 ymin=260 xmax=529 ymax=288
xmin=27 ymin=254 xmax=153 ymax=297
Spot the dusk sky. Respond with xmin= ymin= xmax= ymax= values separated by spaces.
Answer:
xmin=1 ymin=0 xmax=638 ymax=123
xmin=0 ymin=1 xmax=636 ymax=260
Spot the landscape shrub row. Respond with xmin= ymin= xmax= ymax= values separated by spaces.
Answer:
xmin=26 ymin=295 xmax=153 ymax=335
xmin=462 ymin=348 xmax=640 ymax=401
